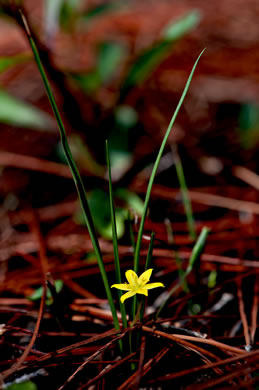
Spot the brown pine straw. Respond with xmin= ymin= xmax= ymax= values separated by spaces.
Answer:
xmin=134 ymin=335 xmax=146 ymax=388
xmin=233 ymin=165 xmax=259 ymax=191
xmin=135 ymin=183 xmax=259 ymax=215
xmin=237 ymin=280 xmax=251 ymax=348
xmin=0 ymin=151 xmax=72 ymax=178
xmin=4 ymin=327 xmax=121 ymax=379
xmin=142 ymin=327 xmax=223 ymax=364
xmin=79 ymin=352 xmax=137 ymax=390
xmin=117 ymin=346 xmax=170 ymax=390
xmin=57 ymin=330 xmax=129 ymax=390
xmin=189 ymin=355 xmax=259 ymax=389
xmin=2 ymin=212 xmax=48 ymax=381
xmin=250 ymin=274 xmax=258 ymax=344
xmin=147 ymin=348 xmax=259 ymax=385
xmin=142 ymin=326 xmax=245 ymax=355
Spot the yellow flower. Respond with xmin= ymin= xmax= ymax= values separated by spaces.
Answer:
xmin=111 ymin=269 xmax=164 ymax=303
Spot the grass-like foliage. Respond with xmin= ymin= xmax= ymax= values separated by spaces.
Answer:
xmin=21 ymin=9 xmax=205 ymax=329
xmin=20 ymin=11 xmax=120 ymax=334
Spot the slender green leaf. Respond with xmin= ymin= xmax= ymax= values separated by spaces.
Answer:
xmin=139 ymin=231 xmax=155 ymax=322
xmin=106 ymin=141 xmax=127 ymax=328
xmin=133 ymin=50 xmax=205 ymax=277
xmin=145 ymin=231 xmax=155 ymax=271
xmin=186 ymin=226 xmax=210 ymax=274
xmin=173 ymin=144 xmax=196 ymax=239
xmin=165 ymin=218 xmax=188 ymax=292
xmin=21 ymin=12 xmax=120 ymax=332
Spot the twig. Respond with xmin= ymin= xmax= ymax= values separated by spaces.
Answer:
xmin=233 ymin=166 xmax=259 ymax=191
xmin=142 ymin=326 xmax=244 ymax=355
xmin=250 ymin=274 xmax=258 ymax=344
xmin=0 ymin=151 xmax=72 ymax=178
xmin=142 ymin=327 xmax=222 ymax=362
xmin=136 ymin=184 xmax=259 ymax=214
xmin=237 ymin=281 xmax=250 ymax=348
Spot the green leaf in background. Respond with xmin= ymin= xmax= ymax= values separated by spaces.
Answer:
xmin=238 ymin=103 xmax=259 ymax=149
xmin=108 ymin=105 xmax=138 ymax=178
xmin=59 ymin=0 xmax=81 ymax=30
xmin=109 ymin=151 xmax=132 ymax=180
xmin=75 ymin=188 xmax=126 ymax=239
xmin=72 ymin=41 xmax=126 ymax=93
xmin=72 ymin=72 xmax=101 ymax=94
xmin=120 ymin=11 xmax=202 ymax=97
xmin=162 ymin=10 xmax=201 ymax=40
xmin=0 ymin=89 xmax=54 ymax=130
xmin=116 ymin=188 xmax=144 ymax=216
xmin=56 ymin=134 xmax=105 ymax=176
xmin=82 ymin=3 xmax=122 ymax=23
xmin=6 ymin=381 xmax=37 ymax=390
xmin=28 ymin=280 xmax=63 ymax=306
xmin=121 ymin=41 xmax=171 ymax=94
xmin=45 ymin=0 xmax=81 ymax=37
xmin=208 ymin=270 xmax=217 ymax=289
xmin=75 ymin=188 xmax=143 ymax=239
xmin=0 ymin=54 xmax=30 ymax=74
xmin=98 ymin=42 xmax=126 ymax=83
xmin=114 ymin=105 xmax=138 ymax=128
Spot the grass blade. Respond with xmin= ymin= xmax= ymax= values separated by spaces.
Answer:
xmin=172 ymin=144 xmax=196 ymax=239
xmin=106 ymin=140 xmax=128 ymax=328
xmin=133 ymin=49 xmax=205 ymax=276
xmin=139 ymin=231 xmax=155 ymax=322
xmin=144 ymin=231 xmax=155 ymax=271
xmin=156 ymin=226 xmax=210 ymax=318
xmin=165 ymin=218 xmax=189 ymax=292
xmin=127 ymin=210 xmax=136 ymax=254
xmin=20 ymin=11 xmax=120 ymax=331
xmin=186 ymin=226 xmax=210 ymax=274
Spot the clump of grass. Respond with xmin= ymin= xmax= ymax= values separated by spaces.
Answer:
xmin=21 ymin=8 xmax=206 ymax=331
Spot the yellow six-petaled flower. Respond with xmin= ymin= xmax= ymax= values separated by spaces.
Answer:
xmin=111 ymin=269 xmax=164 ymax=303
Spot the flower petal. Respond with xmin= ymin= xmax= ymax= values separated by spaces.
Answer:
xmin=144 ymin=282 xmax=164 ymax=290
xmin=111 ymin=283 xmax=130 ymax=291
xmin=125 ymin=270 xmax=138 ymax=285
xmin=138 ymin=269 xmax=153 ymax=286
xmin=120 ymin=290 xmax=136 ymax=303
xmin=136 ymin=288 xmax=148 ymax=296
